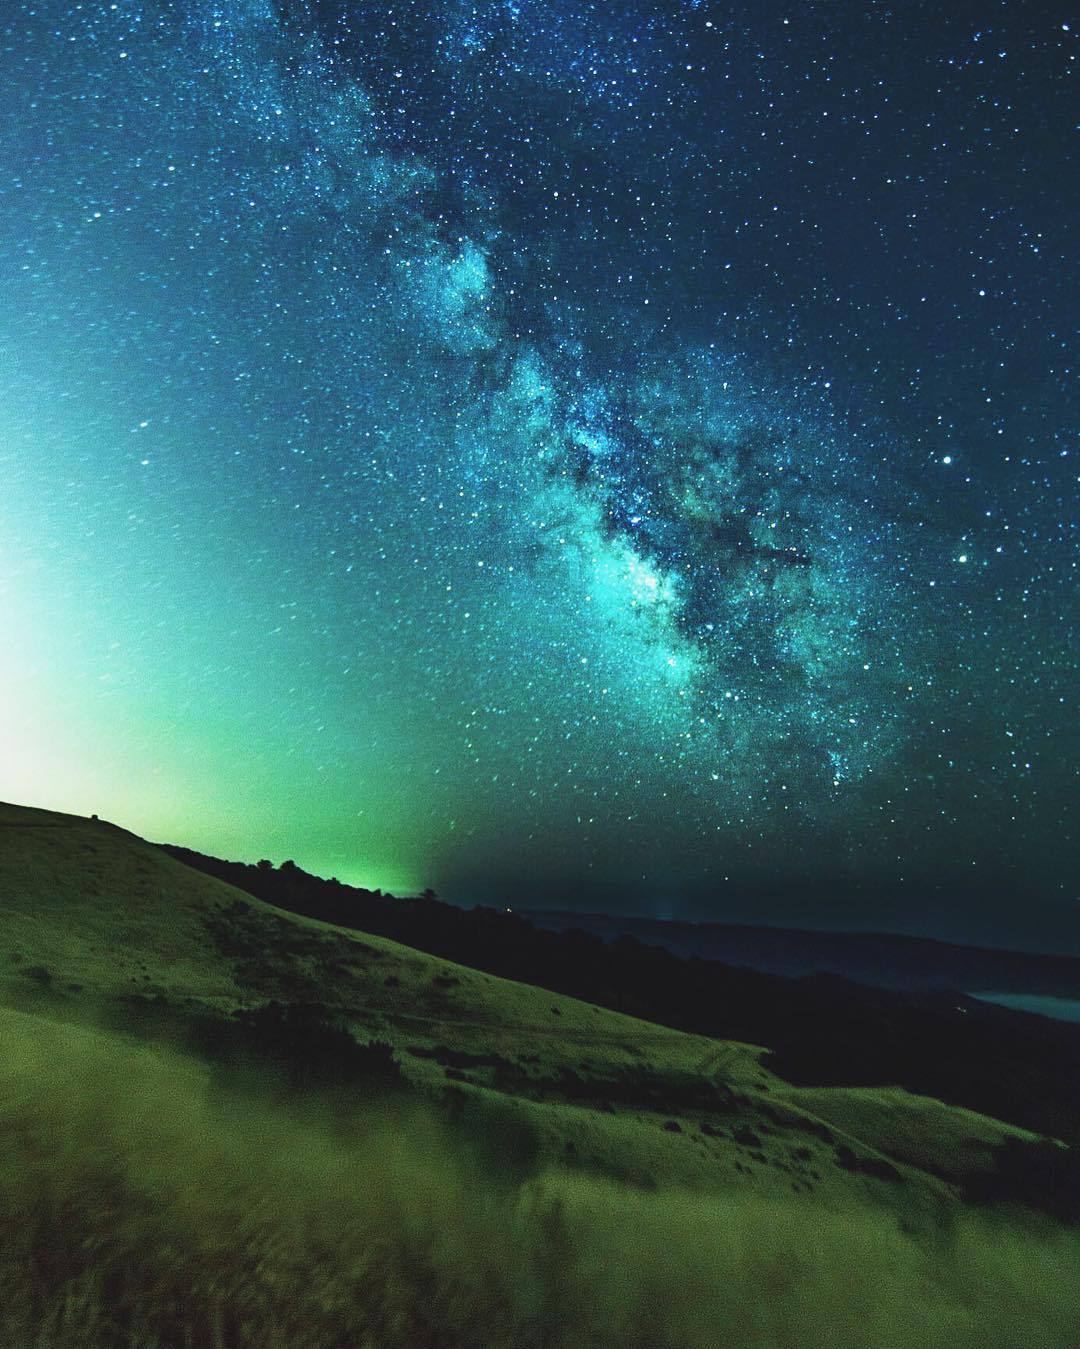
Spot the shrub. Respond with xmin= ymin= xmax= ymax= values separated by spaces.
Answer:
xmin=965 ymin=1137 xmax=1080 ymax=1222
xmin=198 ymin=1001 xmax=403 ymax=1090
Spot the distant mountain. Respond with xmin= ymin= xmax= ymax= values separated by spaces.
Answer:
xmin=523 ymin=911 xmax=1080 ymax=1002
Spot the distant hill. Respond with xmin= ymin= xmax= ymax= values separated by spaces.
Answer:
xmin=523 ymin=910 xmax=1080 ymax=1001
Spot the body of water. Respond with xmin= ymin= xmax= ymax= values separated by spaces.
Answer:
xmin=969 ymin=992 xmax=1080 ymax=1024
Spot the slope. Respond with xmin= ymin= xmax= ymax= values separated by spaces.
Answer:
xmin=0 ymin=802 xmax=1045 ymax=1213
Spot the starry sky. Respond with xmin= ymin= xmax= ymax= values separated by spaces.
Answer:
xmin=0 ymin=0 xmax=1076 ymax=948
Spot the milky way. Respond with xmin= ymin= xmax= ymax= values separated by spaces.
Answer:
xmin=0 ymin=1 xmax=1075 ymax=943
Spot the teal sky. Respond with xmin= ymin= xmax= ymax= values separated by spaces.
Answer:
xmin=1 ymin=0 xmax=1075 ymax=942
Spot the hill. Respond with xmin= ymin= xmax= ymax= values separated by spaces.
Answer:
xmin=2 ymin=801 xmax=1080 ymax=1346
xmin=525 ymin=909 xmax=1080 ymax=1000
xmin=0 ymin=802 xmax=952 ymax=1201
xmin=163 ymin=835 xmax=1080 ymax=1146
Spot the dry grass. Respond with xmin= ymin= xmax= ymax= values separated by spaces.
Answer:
xmin=1 ymin=1006 xmax=1079 ymax=1349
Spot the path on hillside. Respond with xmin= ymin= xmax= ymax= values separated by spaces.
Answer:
xmin=365 ymin=1004 xmax=763 ymax=1076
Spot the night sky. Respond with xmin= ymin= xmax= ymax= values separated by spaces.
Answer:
xmin=1 ymin=1 xmax=1076 ymax=947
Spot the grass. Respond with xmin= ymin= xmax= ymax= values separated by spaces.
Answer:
xmin=3 ymin=1006 xmax=1080 ymax=1349
xmin=3 ymin=801 xmax=1080 ymax=1344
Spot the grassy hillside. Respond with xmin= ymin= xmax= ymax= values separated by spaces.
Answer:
xmin=2 ymin=801 xmax=1079 ymax=1346
xmin=0 ymin=802 xmax=923 ymax=1200
xmin=163 ymin=835 xmax=1080 ymax=1146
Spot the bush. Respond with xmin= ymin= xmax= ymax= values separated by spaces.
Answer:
xmin=197 ymin=1001 xmax=402 ymax=1090
xmin=965 ymin=1136 xmax=1080 ymax=1222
